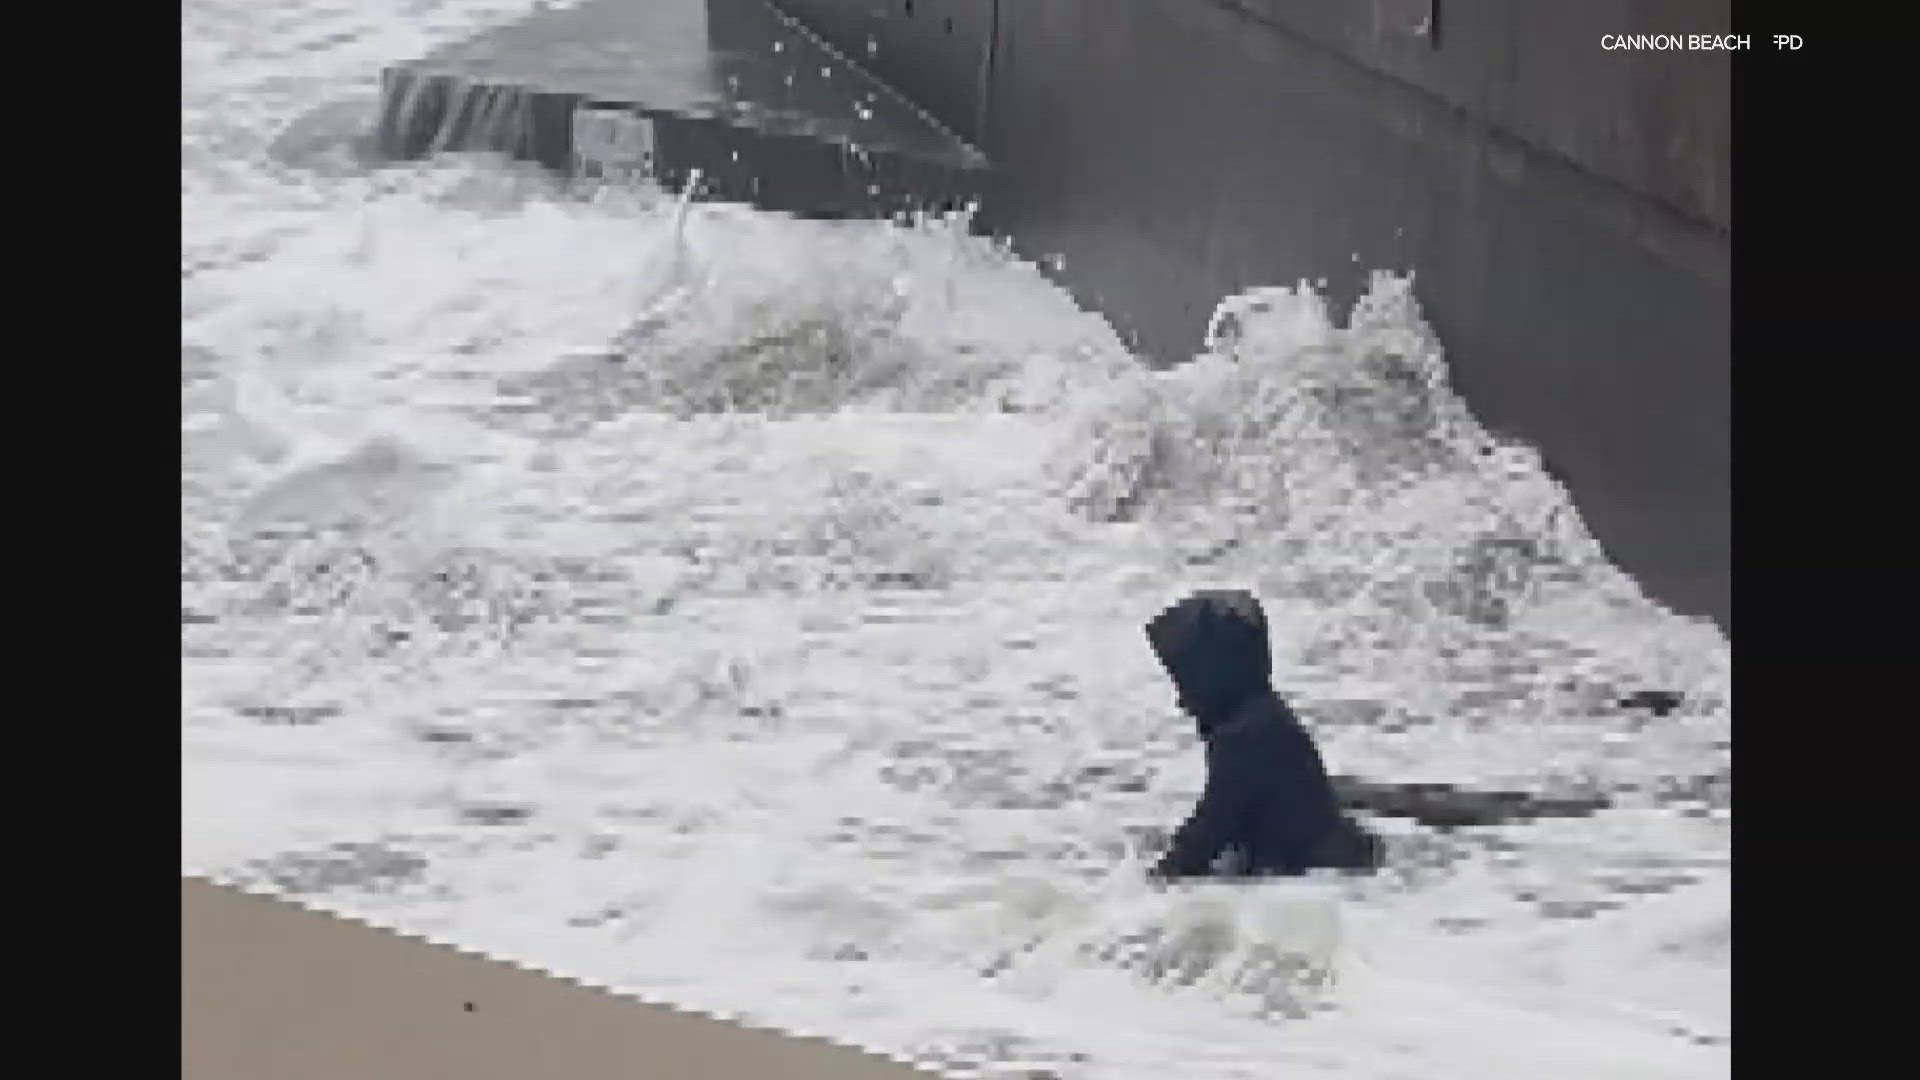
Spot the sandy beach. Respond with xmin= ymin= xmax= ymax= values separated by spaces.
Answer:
xmin=183 ymin=876 xmax=943 ymax=1079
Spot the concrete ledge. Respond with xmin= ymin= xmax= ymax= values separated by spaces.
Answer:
xmin=181 ymin=876 xmax=943 ymax=1080
xmin=375 ymin=0 xmax=987 ymax=219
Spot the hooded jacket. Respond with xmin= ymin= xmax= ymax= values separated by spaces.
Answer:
xmin=1145 ymin=590 xmax=1380 ymax=879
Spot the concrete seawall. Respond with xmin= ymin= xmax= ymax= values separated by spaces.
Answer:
xmin=774 ymin=0 xmax=1731 ymax=629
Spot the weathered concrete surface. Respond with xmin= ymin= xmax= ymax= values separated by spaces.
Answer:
xmin=771 ymin=0 xmax=996 ymax=148
xmin=777 ymin=0 xmax=1731 ymax=629
xmin=1213 ymin=0 xmax=1731 ymax=232
xmin=375 ymin=0 xmax=986 ymax=217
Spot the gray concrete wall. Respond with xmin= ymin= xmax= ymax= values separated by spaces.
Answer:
xmin=1217 ymin=1 xmax=1730 ymax=231
xmin=375 ymin=0 xmax=987 ymax=218
xmin=772 ymin=0 xmax=1731 ymax=629
xmin=773 ymin=0 xmax=996 ymax=147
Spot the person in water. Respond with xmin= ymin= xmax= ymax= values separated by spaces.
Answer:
xmin=1144 ymin=590 xmax=1381 ymax=880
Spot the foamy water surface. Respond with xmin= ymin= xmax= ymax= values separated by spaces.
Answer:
xmin=183 ymin=3 xmax=1731 ymax=1076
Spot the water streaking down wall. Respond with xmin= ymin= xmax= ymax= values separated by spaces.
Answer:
xmin=376 ymin=0 xmax=987 ymax=219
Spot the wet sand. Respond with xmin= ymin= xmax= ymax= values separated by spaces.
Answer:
xmin=181 ymin=876 xmax=942 ymax=1079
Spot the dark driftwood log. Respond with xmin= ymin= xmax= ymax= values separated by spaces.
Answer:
xmin=1330 ymin=776 xmax=1611 ymax=830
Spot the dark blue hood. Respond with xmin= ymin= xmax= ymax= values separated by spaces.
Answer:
xmin=1145 ymin=590 xmax=1274 ymax=737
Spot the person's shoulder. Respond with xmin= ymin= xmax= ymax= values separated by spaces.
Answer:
xmin=1220 ymin=698 xmax=1322 ymax=761
xmin=1248 ymin=689 xmax=1311 ymax=726
xmin=1211 ymin=693 xmax=1299 ymax=742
